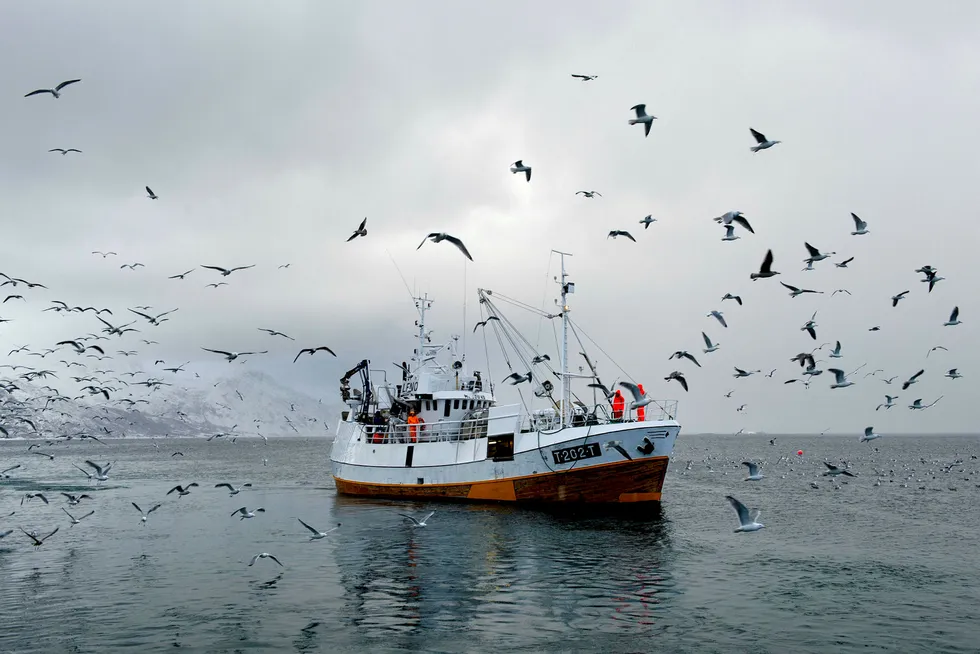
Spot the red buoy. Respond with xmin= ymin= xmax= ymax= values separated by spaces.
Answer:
xmin=797 ymin=450 xmax=803 ymax=456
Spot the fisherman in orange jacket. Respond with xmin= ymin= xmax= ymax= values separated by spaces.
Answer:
xmin=611 ymin=389 xmax=625 ymax=421
xmin=636 ymin=383 xmax=646 ymax=422
xmin=407 ymin=409 xmax=423 ymax=442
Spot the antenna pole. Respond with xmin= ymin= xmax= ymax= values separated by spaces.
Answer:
xmin=552 ymin=249 xmax=573 ymax=428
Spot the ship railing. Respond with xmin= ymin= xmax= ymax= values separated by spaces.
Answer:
xmin=360 ymin=409 xmax=492 ymax=445
xmin=520 ymin=399 xmax=679 ymax=431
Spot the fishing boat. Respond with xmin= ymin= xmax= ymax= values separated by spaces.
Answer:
xmin=330 ymin=251 xmax=681 ymax=505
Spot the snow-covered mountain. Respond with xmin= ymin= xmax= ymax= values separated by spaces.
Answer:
xmin=0 ymin=370 xmax=341 ymax=439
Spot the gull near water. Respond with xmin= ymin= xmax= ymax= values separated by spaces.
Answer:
xmin=725 ymin=495 xmax=764 ymax=532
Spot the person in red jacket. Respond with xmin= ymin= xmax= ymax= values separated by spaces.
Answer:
xmin=611 ymin=389 xmax=625 ymax=421
xmin=636 ymin=383 xmax=646 ymax=422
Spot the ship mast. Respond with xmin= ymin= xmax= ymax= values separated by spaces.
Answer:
xmin=552 ymin=250 xmax=573 ymax=428
xmin=414 ymin=293 xmax=432 ymax=367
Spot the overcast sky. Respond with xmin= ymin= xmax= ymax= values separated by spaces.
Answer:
xmin=0 ymin=1 xmax=977 ymax=434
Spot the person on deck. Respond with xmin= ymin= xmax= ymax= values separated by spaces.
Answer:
xmin=611 ymin=389 xmax=625 ymax=421
xmin=371 ymin=411 xmax=386 ymax=443
xmin=407 ymin=409 xmax=424 ymax=443
xmin=636 ymin=383 xmax=646 ymax=422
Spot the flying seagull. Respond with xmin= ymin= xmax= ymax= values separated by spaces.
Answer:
xmin=725 ymin=495 xmax=764 ymax=532
xmin=702 ymin=332 xmax=720 ymax=353
xmin=909 ymin=397 xmax=943 ymax=410
xmin=398 ymin=510 xmax=435 ymax=527
xmin=628 ymin=104 xmax=657 ymax=137
xmin=742 ymin=461 xmax=763 ymax=481
xmin=145 ymin=186 xmax=158 ymax=199
xmin=619 ymin=381 xmax=653 ymax=409
xmin=201 ymin=264 xmax=255 ymax=276
xmin=664 ymin=371 xmax=688 ymax=392
xmin=22 ymin=527 xmax=59 ymax=548
xmin=258 ymin=328 xmax=294 ymax=340
xmin=472 ymin=316 xmax=500 ymax=333
xmin=803 ymin=242 xmax=835 ymax=264
xmin=891 ymin=290 xmax=910 ymax=307
xmin=669 ymin=351 xmax=701 ymax=368
xmin=166 ymin=483 xmax=199 ymax=498
xmin=946 ymin=368 xmax=962 ymax=380
xmin=827 ymin=368 xmax=854 ymax=389
xmin=231 ymin=507 xmax=266 ymax=520
xmin=850 ymin=213 xmax=870 ymax=235
xmin=576 ymin=190 xmax=602 ymax=198
xmin=639 ymin=215 xmax=657 ymax=229
xmin=248 ymin=552 xmax=283 ymax=567
xmin=571 ymin=74 xmax=598 ymax=81
xmin=835 ymin=257 xmax=854 ymax=268
xmin=750 ymin=249 xmax=780 ymax=280
xmin=721 ymin=224 xmax=740 ymax=242
xmin=347 ymin=217 xmax=368 ymax=241
xmin=48 ymin=148 xmax=82 ymax=155
xmin=201 ymin=348 xmax=268 ymax=362
xmin=297 ymin=518 xmax=341 ymax=540
xmin=943 ymin=306 xmax=961 ymax=327
xmin=215 ymin=482 xmax=252 ymax=496
xmin=293 ymin=346 xmax=337 ymax=363
xmin=860 ymin=427 xmax=880 ymax=443
xmin=25 ymin=79 xmax=81 ymax=98
xmin=822 ymin=462 xmax=855 ymax=477
xmin=84 ymin=460 xmax=111 ymax=481
xmin=62 ymin=508 xmax=95 ymax=526
xmin=707 ymin=311 xmax=728 ymax=328
xmin=733 ymin=367 xmax=760 ymax=378
xmin=876 ymin=395 xmax=898 ymax=410
xmin=132 ymin=502 xmax=162 ymax=525
xmin=902 ymin=370 xmax=924 ymax=390
xmin=714 ymin=211 xmax=755 ymax=234
xmin=749 ymin=128 xmax=781 ymax=152
xmin=509 ymin=160 xmax=531 ymax=182
xmin=168 ymin=269 xmax=195 ymax=280
xmin=829 ymin=341 xmax=843 ymax=358
xmin=801 ymin=311 xmax=818 ymax=340
xmin=604 ymin=440 xmax=633 ymax=460
xmin=418 ymin=233 xmax=473 ymax=261
xmin=722 ymin=293 xmax=742 ymax=306
xmin=780 ymin=282 xmax=822 ymax=298
xmin=607 ymin=230 xmax=636 ymax=242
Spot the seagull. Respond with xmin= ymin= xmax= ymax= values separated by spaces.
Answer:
xmin=860 ymin=427 xmax=880 ymax=443
xmin=832 ymin=289 xmax=852 ymax=296
xmin=835 ymin=257 xmax=854 ymax=268
xmin=891 ymin=290 xmax=910 ymax=307
xmin=166 ymin=483 xmax=199 ymax=498
xmin=132 ymin=502 xmax=162 ymax=525
xmin=201 ymin=348 xmax=268 ymax=362
xmin=639 ymin=215 xmax=657 ymax=229
xmin=128 ymin=308 xmax=178 ymax=326
xmin=822 ymin=462 xmax=855 ymax=477
xmin=750 ymin=249 xmax=780 ymax=280
xmin=877 ymin=395 xmax=898 ymax=410
xmin=604 ymin=440 xmax=633 ymax=460
xmin=701 ymin=332 xmax=720 ymax=354
xmin=714 ymin=211 xmax=755 ymax=234
xmin=829 ymin=341 xmax=843 ymax=358
xmin=803 ymin=242 xmax=835 ymax=264
xmin=91 ymin=251 xmax=117 ymax=258
xmin=84 ymin=460 xmax=111 ymax=481
xmin=571 ymin=74 xmax=598 ymax=81
xmin=472 ymin=316 xmax=500 ymax=332
xmin=215 ymin=482 xmax=252 ymax=496
xmin=25 ymin=79 xmax=81 ymax=98
xmin=576 ymin=190 xmax=602 ymax=198
xmin=201 ymin=264 xmax=255 ymax=277
xmin=780 ymin=282 xmax=822 ymax=298
xmin=909 ymin=397 xmax=943 ymax=410
xmin=946 ymin=368 xmax=962 ymax=380
xmin=293 ymin=346 xmax=337 ymax=363
xmin=721 ymin=224 xmax=740 ymax=242
xmin=749 ymin=128 xmax=781 ymax=152
xmin=922 ymin=270 xmax=945 ymax=293
xmin=61 ymin=493 xmax=93 ymax=506
xmin=850 ymin=213 xmax=870 ymax=235
xmin=827 ymin=368 xmax=854 ymax=389
xmin=707 ymin=311 xmax=727 ymax=328
xmin=664 ymin=371 xmax=689 ymax=392
xmin=22 ymin=527 xmax=59 ymax=548
xmin=732 ymin=367 xmax=760 ymax=378
xmin=801 ymin=311 xmax=818 ymax=340
xmin=347 ymin=217 xmax=368 ymax=241
xmin=721 ymin=293 xmax=742 ymax=306
xmin=628 ymin=104 xmax=657 ymax=137
xmin=231 ymin=507 xmax=266 ymax=520
xmin=669 ymin=351 xmax=701 ymax=368
xmin=607 ymin=230 xmax=636 ymax=242
xmin=742 ymin=461 xmax=764 ymax=481
xmin=48 ymin=148 xmax=82 ymax=155
xmin=297 ymin=518 xmax=341 ymax=540
xmin=62 ymin=508 xmax=94 ymax=526
xmin=258 ymin=328 xmax=294 ymax=340
xmin=509 ymin=160 xmax=531 ymax=182
xmin=417 ymin=233 xmax=473 ymax=261
xmin=902 ymin=370 xmax=924 ymax=391
xmin=725 ymin=495 xmax=764 ymax=532
xmin=145 ymin=186 xmax=158 ymax=200
xmin=168 ymin=269 xmax=195 ymax=280
xmin=206 ymin=283 xmax=227 ymax=288
xmin=21 ymin=493 xmax=49 ymax=505
xmin=944 ymin=306 xmax=961 ymax=327
xmin=399 ymin=511 xmax=435 ymax=527
xmin=248 ymin=552 xmax=284 ymax=567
